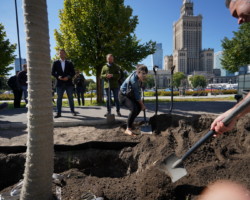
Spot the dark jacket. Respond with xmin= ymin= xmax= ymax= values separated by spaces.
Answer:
xmin=17 ymin=71 xmax=27 ymax=87
xmin=52 ymin=60 xmax=75 ymax=87
xmin=8 ymin=75 xmax=21 ymax=90
xmin=73 ymin=74 xmax=86 ymax=89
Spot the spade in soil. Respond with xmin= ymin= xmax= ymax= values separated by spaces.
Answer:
xmin=140 ymin=88 xmax=152 ymax=134
xmin=159 ymin=96 xmax=250 ymax=183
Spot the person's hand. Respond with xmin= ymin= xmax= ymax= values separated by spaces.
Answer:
xmin=62 ymin=77 xmax=69 ymax=81
xmin=106 ymin=74 xmax=113 ymax=79
xmin=210 ymin=112 xmax=237 ymax=135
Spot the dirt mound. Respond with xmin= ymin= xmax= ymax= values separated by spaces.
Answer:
xmin=0 ymin=114 xmax=249 ymax=200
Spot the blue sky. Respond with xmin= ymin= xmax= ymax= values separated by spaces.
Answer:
xmin=0 ymin=0 xmax=240 ymax=77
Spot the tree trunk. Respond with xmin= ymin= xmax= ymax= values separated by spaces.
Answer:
xmin=96 ymin=66 xmax=103 ymax=103
xmin=21 ymin=0 xmax=54 ymax=199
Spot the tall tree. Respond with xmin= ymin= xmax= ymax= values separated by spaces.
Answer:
xmin=0 ymin=23 xmax=16 ymax=76
xmin=173 ymin=72 xmax=186 ymax=88
xmin=146 ymin=74 xmax=154 ymax=89
xmin=54 ymin=0 xmax=155 ymax=102
xmin=221 ymin=23 xmax=250 ymax=72
xmin=190 ymin=75 xmax=207 ymax=88
xmin=21 ymin=0 xmax=54 ymax=199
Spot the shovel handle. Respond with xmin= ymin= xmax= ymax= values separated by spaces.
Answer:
xmin=177 ymin=96 xmax=250 ymax=165
xmin=141 ymin=88 xmax=147 ymax=123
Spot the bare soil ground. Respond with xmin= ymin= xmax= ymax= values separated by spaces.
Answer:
xmin=0 ymin=113 xmax=250 ymax=200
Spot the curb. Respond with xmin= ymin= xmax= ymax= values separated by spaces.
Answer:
xmin=0 ymin=118 xmax=127 ymax=130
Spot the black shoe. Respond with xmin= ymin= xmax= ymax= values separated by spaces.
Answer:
xmin=117 ymin=111 xmax=122 ymax=117
xmin=54 ymin=113 xmax=61 ymax=118
xmin=104 ymin=112 xmax=111 ymax=117
xmin=72 ymin=112 xmax=77 ymax=116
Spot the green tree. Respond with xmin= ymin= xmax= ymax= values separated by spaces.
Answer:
xmin=21 ymin=0 xmax=54 ymax=199
xmin=87 ymin=81 xmax=96 ymax=92
xmin=146 ymin=74 xmax=154 ymax=88
xmin=0 ymin=23 xmax=16 ymax=76
xmin=221 ymin=23 xmax=250 ymax=72
xmin=87 ymin=82 xmax=97 ymax=103
xmin=54 ymin=0 xmax=155 ymax=103
xmin=173 ymin=72 xmax=186 ymax=88
xmin=190 ymin=75 xmax=207 ymax=88
xmin=0 ymin=76 xmax=9 ymax=90
xmin=85 ymin=78 xmax=95 ymax=89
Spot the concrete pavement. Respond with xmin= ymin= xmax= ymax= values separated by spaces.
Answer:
xmin=0 ymin=98 xmax=236 ymax=129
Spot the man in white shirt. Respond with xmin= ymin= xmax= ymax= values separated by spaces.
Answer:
xmin=52 ymin=49 xmax=76 ymax=118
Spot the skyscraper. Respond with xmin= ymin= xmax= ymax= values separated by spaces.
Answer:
xmin=14 ymin=58 xmax=26 ymax=72
xmin=152 ymin=43 xmax=163 ymax=69
xmin=214 ymin=51 xmax=234 ymax=76
xmin=168 ymin=0 xmax=214 ymax=75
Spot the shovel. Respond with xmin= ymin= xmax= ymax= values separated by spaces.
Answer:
xmin=160 ymin=96 xmax=250 ymax=183
xmin=141 ymin=88 xmax=152 ymax=134
xmin=153 ymin=65 xmax=159 ymax=116
xmin=169 ymin=65 xmax=175 ymax=114
xmin=106 ymin=79 xmax=115 ymax=123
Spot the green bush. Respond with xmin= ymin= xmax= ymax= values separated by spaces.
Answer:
xmin=0 ymin=94 xmax=14 ymax=100
xmin=222 ymin=89 xmax=237 ymax=94
xmin=144 ymin=91 xmax=179 ymax=96
xmin=84 ymin=93 xmax=96 ymax=98
xmin=158 ymin=91 xmax=179 ymax=96
xmin=184 ymin=91 xmax=194 ymax=96
xmin=144 ymin=91 xmax=155 ymax=96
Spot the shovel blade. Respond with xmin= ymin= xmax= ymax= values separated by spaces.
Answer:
xmin=141 ymin=125 xmax=152 ymax=134
xmin=160 ymin=153 xmax=187 ymax=183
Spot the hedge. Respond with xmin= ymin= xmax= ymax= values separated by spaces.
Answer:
xmin=0 ymin=89 xmax=238 ymax=100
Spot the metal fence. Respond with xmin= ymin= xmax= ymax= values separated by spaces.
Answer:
xmin=238 ymin=74 xmax=250 ymax=95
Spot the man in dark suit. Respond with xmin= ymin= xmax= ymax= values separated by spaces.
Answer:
xmin=52 ymin=49 xmax=76 ymax=118
xmin=8 ymin=71 xmax=23 ymax=108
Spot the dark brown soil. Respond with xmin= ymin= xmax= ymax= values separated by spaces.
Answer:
xmin=0 ymin=113 xmax=250 ymax=200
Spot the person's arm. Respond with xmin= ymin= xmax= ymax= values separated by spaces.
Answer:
xmin=101 ymin=65 xmax=108 ymax=79
xmin=17 ymin=72 xmax=25 ymax=85
xmin=73 ymin=75 xmax=77 ymax=85
xmin=211 ymin=92 xmax=250 ymax=134
xmin=130 ymin=76 xmax=146 ymax=110
xmin=51 ymin=61 xmax=58 ymax=79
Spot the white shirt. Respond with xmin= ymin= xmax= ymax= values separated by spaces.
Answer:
xmin=60 ymin=59 xmax=65 ymax=72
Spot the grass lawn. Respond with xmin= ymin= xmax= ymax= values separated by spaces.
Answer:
xmin=4 ymin=96 xmax=235 ymax=109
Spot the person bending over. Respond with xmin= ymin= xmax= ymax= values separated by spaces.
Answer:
xmin=119 ymin=64 xmax=148 ymax=136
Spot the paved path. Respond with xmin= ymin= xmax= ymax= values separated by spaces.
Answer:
xmin=0 ymin=98 xmax=236 ymax=129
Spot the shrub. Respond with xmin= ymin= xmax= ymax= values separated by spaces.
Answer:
xmin=0 ymin=94 xmax=14 ymax=100
xmin=144 ymin=91 xmax=155 ymax=97
xmin=84 ymin=93 xmax=96 ymax=98
xmin=158 ymin=91 xmax=179 ymax=96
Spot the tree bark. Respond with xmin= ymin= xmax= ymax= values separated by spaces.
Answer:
xmin=96 ymin=66 xmax=103 ymax=103
xmin=21 ymin=0 xmax=54 ymax=199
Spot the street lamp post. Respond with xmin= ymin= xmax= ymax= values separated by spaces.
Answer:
xmin=14 ymin=0 xmax=22 ymax=71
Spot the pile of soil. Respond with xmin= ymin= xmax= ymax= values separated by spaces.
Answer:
xmin=0 ymin=113 xmax=249 ymax=200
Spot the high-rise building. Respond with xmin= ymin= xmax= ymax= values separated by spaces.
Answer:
xmin=214 ymin=51 xmax=234 ymax=77
xmin=164 ymin=55 xmax=173 ymax=71
xmin=14 ymin=58 xmax=27 ymax=72
xmin=166 ymin=0 xmax=214 ymax=75
xmin=152 ymin=43 xmax=163 ymax=69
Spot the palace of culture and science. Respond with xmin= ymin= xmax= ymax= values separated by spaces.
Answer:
xmin=165 ymin=0 xmax=214 ymax=75
xmin=150 ymin=0 xmax=237 ymax=88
